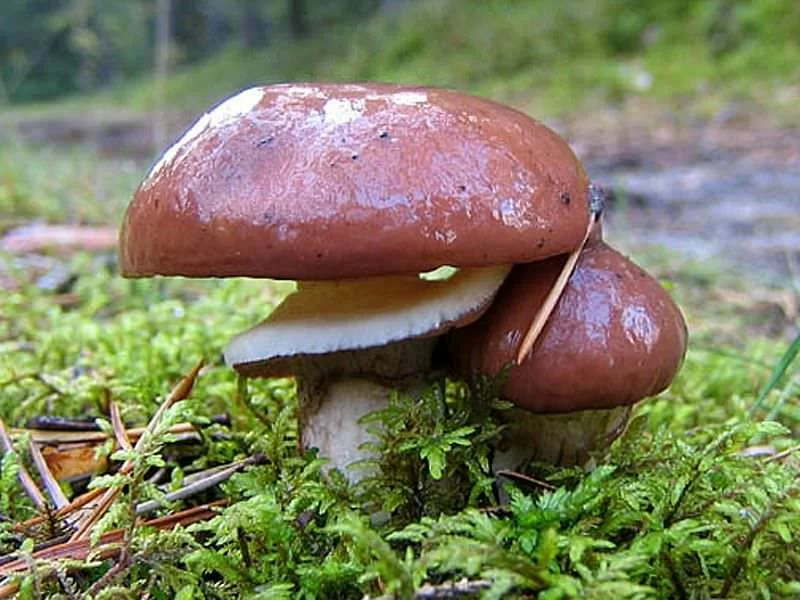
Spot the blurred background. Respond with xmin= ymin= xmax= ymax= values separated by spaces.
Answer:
xmin=0 ymin=0 xmax=798 ymax=292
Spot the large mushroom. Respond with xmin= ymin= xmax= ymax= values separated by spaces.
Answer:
xmin=119 ymin=83 xmax=593 ymax=479
xmin=448 ymin=236 xmax=688 ymax=468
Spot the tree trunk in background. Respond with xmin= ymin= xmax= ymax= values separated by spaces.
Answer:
xmin=288 ymin=0 xmax=308 ymax=39
xmin=154 ymin=0 xmax=171 ymax=153
xmin=74 ymin=0 xmax=91 ymax=91
xmin=203 ymin=0 xmax=232 ymax=53
xmin=381 ymin=0 xmax=408 ymax=12
xmin=240 ymin=0 xmax=268 ymax=48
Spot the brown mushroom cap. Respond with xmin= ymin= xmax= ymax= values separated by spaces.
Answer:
xmin=448 ymin=241 xmax=688 ymax=413
xmin=120 ymin=83 xmax=590 ymax=280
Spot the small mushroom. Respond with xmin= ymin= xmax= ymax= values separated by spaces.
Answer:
xmin=448 ymin=239 xmax=688 ymax=468
xmin=119 ymin=83 xmax=594 ymax=480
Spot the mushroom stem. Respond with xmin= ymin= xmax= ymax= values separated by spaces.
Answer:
xmin=294 ymin=336 xmax=436 ymax=481
xmin=299 ymin=377 xmax=409 ymax=480
xmin=493 ymin=405 xmax=632 ymax=470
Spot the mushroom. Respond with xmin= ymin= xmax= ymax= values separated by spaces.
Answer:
xmin=119 ymin=83 xmax=594 ymax=480
xmin=448 ymin=237 xmax=688 ymax=468
xmin=224 ymin=266 xmax=510 ymax=476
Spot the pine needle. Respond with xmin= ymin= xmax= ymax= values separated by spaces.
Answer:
xmin=69 ymin=360 xmax=204 ymax=541
xmin=27 ymin=440 xmax=69 ymax=509
xmin=515 ymin=214 xmax=598 ymax=364
xmin=109 ymin=401 xmax=133 ymax=451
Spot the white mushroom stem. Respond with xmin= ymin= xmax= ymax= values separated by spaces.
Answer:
xmin=492 ymin=405 xmax=632 ymax=471
xmin=300 ymin=378 xmax=395 ymax=478
xmin=296 ymin=337 xmax=436 ymax=480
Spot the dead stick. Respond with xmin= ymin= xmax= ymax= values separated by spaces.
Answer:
xmin=181 ymin=460 xmax=253 ymax=486
xmin=28 ymin=440 xmax=69 ymax=510
xmin=0 ymin=418 xmax=47 ymax=511
xmin=135 ymin=456 xmax=258 ymax=516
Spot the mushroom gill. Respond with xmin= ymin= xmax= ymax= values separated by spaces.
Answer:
xmin=224 ymin=265 xmax=511 ymax=480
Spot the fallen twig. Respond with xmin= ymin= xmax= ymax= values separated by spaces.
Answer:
xmin=135 ymin=455 xmax=261 ymax=516
xmin=0 ymin=224 xmax=118 ymax=254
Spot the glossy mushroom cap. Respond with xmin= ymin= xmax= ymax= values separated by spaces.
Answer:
xmin=120 ymin=83 xmax=590 ymax=280
xmin=448 ymin=241 xmax=688 ymax=413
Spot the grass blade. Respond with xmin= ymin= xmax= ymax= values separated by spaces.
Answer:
xmin=749 ymin=331 xmax=800 ymax=417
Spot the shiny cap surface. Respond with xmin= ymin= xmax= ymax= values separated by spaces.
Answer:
xmin=120 ymin=83 xmax=590 ymax=279
xmin=449 ymin=241 xmax=688 ymax=413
